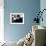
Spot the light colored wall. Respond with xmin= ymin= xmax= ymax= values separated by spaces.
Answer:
xmin=4 ymin=0 xmax=40 ymax=42
xmin=40 ymin=0 xmax=46 ymax=45
xmin=40 ymin=0 xmax=46 ymax=27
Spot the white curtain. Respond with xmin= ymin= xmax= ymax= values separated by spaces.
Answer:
xmin=0 ymin=0 xmax=4 ymax=42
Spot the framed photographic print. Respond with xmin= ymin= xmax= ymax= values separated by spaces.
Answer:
xmin=10 ymin=13 xmax=24 ymax=24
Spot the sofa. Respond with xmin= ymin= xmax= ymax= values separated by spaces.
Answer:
xmin=32 ymin=25 xmax=46 ymax=46
xmin=1 ymin=25 xmax=46 ymax=46
xmin=16 ymin=25 xmax=46 ymax=46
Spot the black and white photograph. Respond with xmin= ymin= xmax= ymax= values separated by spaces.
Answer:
xmin=10 ymin=13 xmax=24 ymax=24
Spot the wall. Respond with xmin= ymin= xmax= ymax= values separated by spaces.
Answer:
xmin=4 ymin=0 xmax=40 ymax=42
xmin=40 ymin=0 xmax=46 ymax=27
xmin=40 ymin=0 xmax=46 ymax=45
